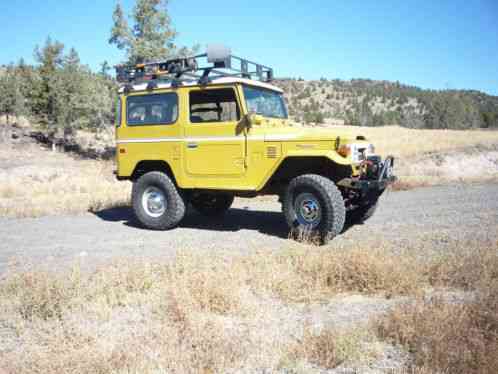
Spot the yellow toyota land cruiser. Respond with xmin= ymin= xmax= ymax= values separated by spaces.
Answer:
xmin=114 ymin=46 xmax=395 ymax=244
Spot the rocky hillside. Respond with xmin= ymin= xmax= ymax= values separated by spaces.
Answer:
xmin=3 ymin=47 xmax=498 ymax=132
xmin=274 ymin=78 xmax=498 ymax=129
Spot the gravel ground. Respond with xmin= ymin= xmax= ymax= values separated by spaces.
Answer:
xmin=1 ymin=183 xmax=497 ymax=274
xmin=1 ymin=183 xmax=497 ymax=372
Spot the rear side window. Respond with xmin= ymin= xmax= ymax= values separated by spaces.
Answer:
xmin=189 ymin=88 xmax=240 ymax=123
xmin=115 ymin=96 xmax=122 ymax=127
xmin=126 ymin=93 xmax=178 ymax=126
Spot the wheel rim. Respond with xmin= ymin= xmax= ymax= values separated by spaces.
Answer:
xmin=142 ymin=186 xmax=167 ymax=218
xmin=294 ymin=192 xmax=322 ymax=228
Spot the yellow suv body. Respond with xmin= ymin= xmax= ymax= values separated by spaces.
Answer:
xmin=115 ymin=52 xmax=395 ymax=244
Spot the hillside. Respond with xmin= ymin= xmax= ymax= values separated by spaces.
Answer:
xmin=2 ymin=50 xmax=498 ymax=132
xmin=275 ymin=78 xmax=498 ymax=129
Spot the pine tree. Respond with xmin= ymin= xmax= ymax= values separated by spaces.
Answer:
xmin=53 ymin=47 xmax=83 ymax=138
xmin=30 ymin=40 xmax=116 ymax=149
xmin=99 ymin=61 xmax=111 ymax=78
xmin=33 ymin=37 xmax=65 ymax=127
xmin=109 ymin=0 xmax=191 ymax=65
xmin=0 ymin=65 xmax=25 ymax=124
xmin=52 ymin=48 xmax=115 ymax=135
xmin=13 ymin=78 xmax=26 ymax=120
xmin=16 ymin=58 xmax=39 ymax=118
xmin=0 ymin=73 xmax=9 ymax=124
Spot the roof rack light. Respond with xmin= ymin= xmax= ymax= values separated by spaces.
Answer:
xmin=115 ymin=45 xmax=274 ymax=87
xmin=206 ymin=44 xmax=231 ymax=68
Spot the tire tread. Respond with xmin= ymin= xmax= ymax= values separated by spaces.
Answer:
xmin=132 ymin=171 xmax=186 ymax=230
xmin=283 ymin=174 xmax=346 ymax=244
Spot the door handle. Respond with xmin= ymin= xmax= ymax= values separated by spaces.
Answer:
xmin=187 ymin=142 xmax=198 ymax=149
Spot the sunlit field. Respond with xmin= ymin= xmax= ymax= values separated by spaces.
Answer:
xmin=1 ymin=124 xmax=497 ymax=218
xmin=338 ymin=125 xmax=498 ymax=189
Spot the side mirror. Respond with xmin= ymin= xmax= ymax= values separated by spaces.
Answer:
xmin=247 ymin=112 xmax=264 ymax=126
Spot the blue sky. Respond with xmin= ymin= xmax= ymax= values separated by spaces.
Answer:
xmin=1 ymin=0 xmax=497 ymax=95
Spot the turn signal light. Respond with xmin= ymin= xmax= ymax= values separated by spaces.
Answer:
xmin=337 ymin=144 xmax=351 ymax=158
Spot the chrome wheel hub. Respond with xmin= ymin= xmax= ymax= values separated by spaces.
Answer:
xmin=142 ymin=187 xmax=166 ymax=218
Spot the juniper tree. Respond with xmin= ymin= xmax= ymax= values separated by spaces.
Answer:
xmin=0 ymin=71 xmax=10 ymax=123
xmin=33 ymin=37 xmax=65 ymax=127
xmin=99 ymin=61 xmax=111 ymax=78
xmin=0 ymin=65 xmax=26 ymax=124
xmin=109 ymin=0 xmax=181 ymax=64
xmin=52 ymin=48 xmax=115 ymax=135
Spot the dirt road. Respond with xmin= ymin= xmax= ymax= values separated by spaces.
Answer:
xmin=1 ymin=183 xmax=497 ymax=273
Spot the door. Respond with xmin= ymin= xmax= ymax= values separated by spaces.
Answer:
xmin=184 ymin=86 xmax=245 ymax=176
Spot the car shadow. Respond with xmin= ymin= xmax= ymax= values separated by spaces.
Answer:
xmin=92 ymin=206 xmax=290 ymax=239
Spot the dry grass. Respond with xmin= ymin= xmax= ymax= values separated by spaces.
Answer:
xmin=341 ymin=125 xmax=498 ymax=158
xmin=253 ymin=241 xmax=498 ymax=302
xmin=374 ymin=243 xmax=498 ymax=374
xmin=333 ymin=125 xmax=498 ymax=189
xmin=249 ymin=245 xmax=425 ymax=301
xmin=1 ymin=241 xmax=497 ymax=373
xmin=0 ymin=143 xmax=129 ymax=218
xmin=376 ymin=285 xmax=498 ymax=374
xmin=427 ymin=246 xmax=498 ymax=290
xmin=282 ymin=325 xmax=381 ymax=370
xmin=0 ymin=260 xmax=249 ymax=373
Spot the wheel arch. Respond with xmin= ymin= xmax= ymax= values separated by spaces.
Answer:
xmin=131 ymin=160 xmax=178 ymax=185
xmin=260 ymin=156 xmax=353 ymax=193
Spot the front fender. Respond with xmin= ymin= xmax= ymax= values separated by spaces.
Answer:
xmin=285 ymin=149 xmax=352 ymax=166
xmin=255 ymin=150 xmax=354 ymax=191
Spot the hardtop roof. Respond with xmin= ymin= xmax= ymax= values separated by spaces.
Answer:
xmin=118 ymin=76 xmax=284 ymax=94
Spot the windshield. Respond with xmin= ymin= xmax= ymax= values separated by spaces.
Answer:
xmin=243 ymin=85 xmax=288 ymax=119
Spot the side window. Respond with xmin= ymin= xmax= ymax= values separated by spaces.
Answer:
xmin=189 ymin=88 xmax=240 ymax=123
xmin=115 ymin=96 xmax=122 ymax=127
xmin=126 ymin=93 xmax=178 ymax=126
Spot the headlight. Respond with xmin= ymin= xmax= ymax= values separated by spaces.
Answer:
xmin=338 ymin=143 xmax=375 ymax=163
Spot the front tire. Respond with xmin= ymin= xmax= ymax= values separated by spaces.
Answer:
xmin=190 ymin=193 xmax=234 ymax=217
xmin=283 ymin=174 xmax=346 ymax=244
xmin=132 ymin=171 xmax=186 ymax=230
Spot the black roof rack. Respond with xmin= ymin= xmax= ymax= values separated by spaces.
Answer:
xmin=115 ymin=45 xmax=274 ymax=88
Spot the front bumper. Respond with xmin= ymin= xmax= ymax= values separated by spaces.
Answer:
xmin=338 ymin=155 xmax=396 ymax=194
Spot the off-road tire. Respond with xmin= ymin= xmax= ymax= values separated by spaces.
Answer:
xmin=190 ymin=193 xmax=234 ymax=217
xmin=283 ymin=174 xmax=346 ymax=245
xmin=132 ymin=171 xmax=186 ymax=230
xmin=347 ymin=199 xmax=378 ymax=225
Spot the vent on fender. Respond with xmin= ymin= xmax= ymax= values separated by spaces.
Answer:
xmin=266 ymin=146 xmax=278 ymax=159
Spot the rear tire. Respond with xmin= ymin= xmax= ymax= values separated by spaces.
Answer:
xmin=283 ymin=174 xmax=346 ymax=245
xmin=132 ymin=171 xmax=186 ymax=230
xmin=190 ymin=193 xmax=234 ymax=217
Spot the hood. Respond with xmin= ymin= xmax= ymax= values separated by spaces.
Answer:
xmin=261 ymin=125 xmax=366 ymax=144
